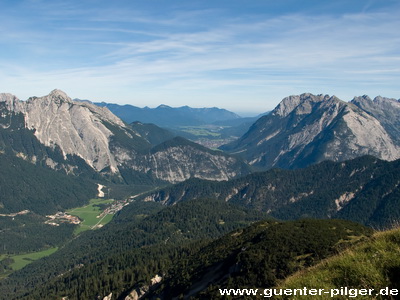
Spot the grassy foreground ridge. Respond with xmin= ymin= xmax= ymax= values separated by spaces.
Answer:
xmin=277 ymin=227 xmax=400 ymax=299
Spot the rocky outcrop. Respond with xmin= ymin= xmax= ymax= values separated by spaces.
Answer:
xmin=221 ymin=93 xmax=400 ymax=169
xmin=103 ymin=293 xmax=113 ymax=300
xmin=124 ymin=274 xmax=162 ymax=300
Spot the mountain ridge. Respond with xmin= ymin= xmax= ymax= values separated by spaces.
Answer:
xmin=95 ymin=101 xmax=241 ymax=127
xmin=220 ymin=93 xmax=400 ymax=169
xmin=140 ymin=155 xmax=400 ymax=228
xmin=0 ymin=90 xmax=251 ymax=184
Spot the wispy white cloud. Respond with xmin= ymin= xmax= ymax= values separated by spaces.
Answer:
xmin=0 ymin=0 xmax=399 ymax=112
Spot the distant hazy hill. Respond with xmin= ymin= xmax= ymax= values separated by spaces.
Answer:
xmin=129 ymin=121 xmax=176 ymax=146
xmin=220 ymin=93 xmax=400 ymax=169
xmin=142 ymin=155 xmax=400 ymax=228
xmin=95 ymin=102 xmax=241 ymax=127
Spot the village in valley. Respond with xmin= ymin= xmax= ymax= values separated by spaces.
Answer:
xmin=44 ymin=198 xmax=131 ymax=228
xmin=44 ymin=184 xmax=131 ymax=229
xmin=45 ymin=212 xmax=81 ymax=226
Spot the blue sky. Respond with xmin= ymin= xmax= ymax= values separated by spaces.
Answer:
xmin=0 ymin=0 xmax=399 ymax=115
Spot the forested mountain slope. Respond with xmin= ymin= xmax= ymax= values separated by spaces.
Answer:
xmin=148 ymin=219 xmax=372 ymax=299
xmin=0 ymin=151 xmax=97 ymax=254
xmin=0 ymin=199 xmax=267 ymax=299
xmin=0 ymin=152 xmax=96 ymax=215
xmin=142 ymin=156 xmax=400 ymax=228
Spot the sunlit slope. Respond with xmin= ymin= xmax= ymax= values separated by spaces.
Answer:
xmin=277 ymin=227 xmax=400 ymax=299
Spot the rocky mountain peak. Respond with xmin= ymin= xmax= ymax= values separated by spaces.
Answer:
xmin=49 ymin=89 xmax=71 ymax=100
xmin=351 ymin=95 xmax=400 ymax=114
xmin=222 ymin=93 xmax=400 ymax=169
xmin=351 ymin=95 xmax=400 ymax=108
xmin=350 ymin=95 xmax=400 ymax=148
xmin=0 ymin=90 xmax=130 ymax=173
xmin=357 ymin=94 xmax=372 ymax=100
xmin=272 ymin=93 xmax=333 ymax=117
xmin=350 ymin=95 xmax=373 ymax=108
xmin=373 ymin=96 xmax=400 ymax=107
xmin=26 ymin=89 xmax=73 ymax=107
xmin=0 ymin=93 xmax=23 ymax=111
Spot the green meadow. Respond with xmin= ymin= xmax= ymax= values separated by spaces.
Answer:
xmin=10 ymin=247 xmax=58 ymax=271
xmin=0 ymin=247 xmax=58 ymax=279
xmin=67 ymin=198 xmax=115 ymax=234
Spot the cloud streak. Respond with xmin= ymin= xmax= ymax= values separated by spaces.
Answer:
xmin=0 ymin=1 xmax=399 ymax=113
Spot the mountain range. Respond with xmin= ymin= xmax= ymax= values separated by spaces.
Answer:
xmin=3 ymin=90 xmax=398 ymax=187
xmin=221 ymin=93 xmax=400 ymax=169
xmin=94 ymin=102 xmax=242 ymax=127
xmin=1 ymin=89 xmax=400 ymax=299
xmin=0 ymin=90 xmax=250 ymax=186
xmin=93 ymin=101 xmax=265 ymax=147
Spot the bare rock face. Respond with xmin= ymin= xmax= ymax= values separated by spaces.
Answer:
xmin=0 ymin=90 xmax=249 ymax=183
xmin=351 ymin=95 xmax=400 ymax=146
xmin=124 ymin=274 xmax=162 ymax=300
xmin=1 ymin=90 xmax=130 ymax=173
xmin=142 ymin=144 xmax=240 ymax=184
xmin=23 ymin=90 xmax=126 ymax=172
xmin=221 ymin=93 xmax=400 ymax=169
xmin=273 ymin=93 xmax=328 ymax=117
xmin=338 ymin=105 xmax=398 ymax=160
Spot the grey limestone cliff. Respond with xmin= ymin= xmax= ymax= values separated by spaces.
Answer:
xmin=351 ymin=95 xmax=400 ymax=146
xmin=1 ymin=90 xmax=130 ymax=173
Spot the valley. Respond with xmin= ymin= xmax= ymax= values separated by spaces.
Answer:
xmin=43 ymin=197 xmax=122 ymax=234
xmin=66 ymin=198 xmax=117 ymax=234
xmin=1 ymin=0 xmax=399 ymax=298
xmin=0 ymin=196 xmax=126 ymax=279
xmin=99 ymin=102 xmax=264 ymax=150
xmin=172 ymin=125 xmax=238 ymax=149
